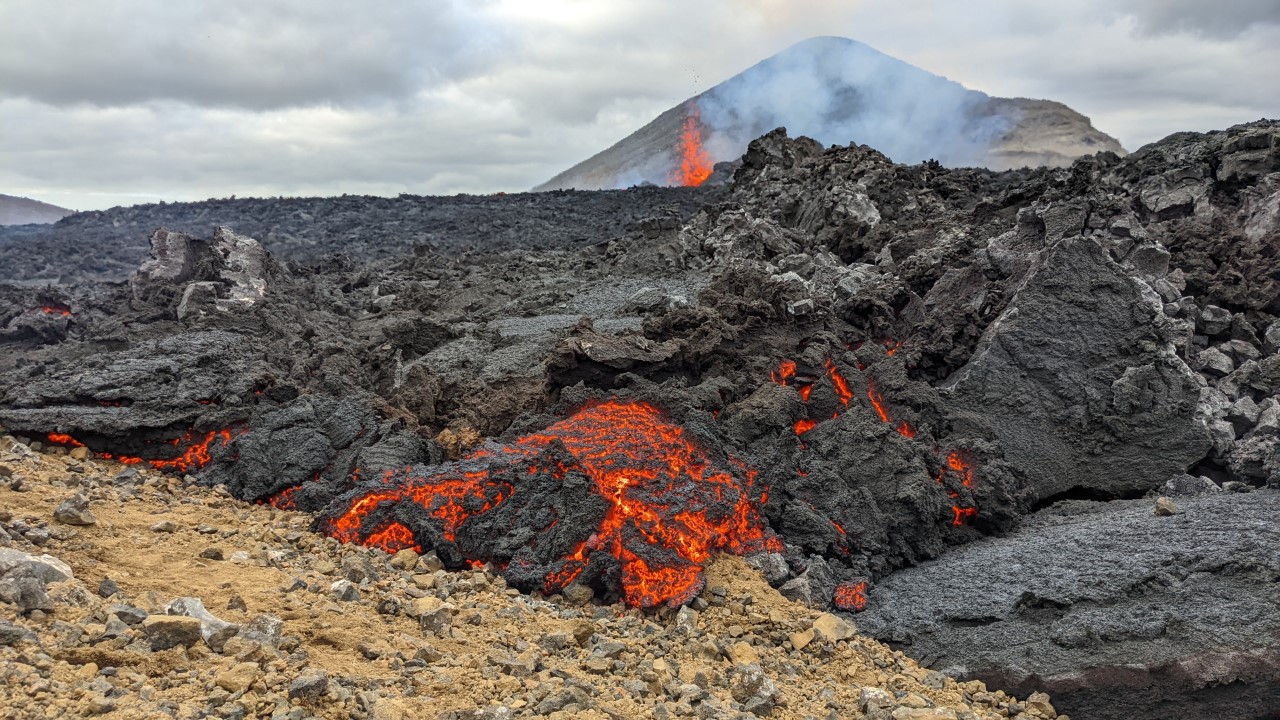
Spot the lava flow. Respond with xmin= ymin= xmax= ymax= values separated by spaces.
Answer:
xmin=45 ymin=428 xmax=238 ymax=473
xmin=669 ymin=103 xmax=714 ymax=187
xmin=317 ymin=400 xmax=781 ymax=609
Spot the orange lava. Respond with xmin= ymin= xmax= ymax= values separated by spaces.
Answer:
xmin=38 ymin=305 xmax=72 ymax=317
xmin=770 ymin=359 xmax=797 ymax=385
xmin=794 ymin=418 xmax=817 ymax=436
xmin=951 ymin=506 xmax=978 ymax=526
xmin=866 ymin=382 xmax=892 ymax=424
xmin=669 ymin=104 xmax=714 ymax=187
xmin=833 ymin=580 xmax=868 ymax=612
xmin=824 ymin=358 xmax=853 ymax=407
xmin=45 ymin=428 xmax=237 ymax=472
xmin=323 ymin=400 xmax=781 ymax=608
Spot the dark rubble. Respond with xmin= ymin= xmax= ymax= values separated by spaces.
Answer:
xmin=1 ymin=119 xmax=1279 ymax=720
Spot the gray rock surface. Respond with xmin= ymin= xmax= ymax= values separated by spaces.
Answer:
xmin=857 ymin=489 xmax=1280 ymax=720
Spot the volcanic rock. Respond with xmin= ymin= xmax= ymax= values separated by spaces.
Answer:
xmin=287 ymin=672 xmax=328 ymax=702
xmin=165 ymin=596 xmax=240 ymax=652
xmin=858 ymin=490 xmax=1280 ymax=720
xmin=1153 ymin=496 xmax=1177 ymax=516
xmin=812 ymin=612 xmax=857 ymax=643
xmin=141 ymin=615 xmax=203 ymax=650
xmin=53 ymin=493 xmax=96 ymax=525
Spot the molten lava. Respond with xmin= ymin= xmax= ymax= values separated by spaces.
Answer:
xmin=39 ymin=305 xmax=72 ymax=317
xmin=44 ymin=428 xmax=238 ymax=472
xmin=669 ymin=104 xmax=714 ymax=187
xmin=833 ymin=580 xmax=868 ymax=612
xmin=320 ymin=400 xmax=780 ymax=608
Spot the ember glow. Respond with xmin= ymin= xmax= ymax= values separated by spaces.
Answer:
xmin=833 ymin=580 xmax=869 ymax=612
xmin=319 ymin=400 xmax=781 ymax=608
xmin=669 ymin=104 xmax=714 ymax=187
xmin=39 ymin=305 xmax=72 ymax=317
xmin=936 ymin=450 xmax=979 ymax=526
xmin=45 ymin=428 xmax=238 ymax=472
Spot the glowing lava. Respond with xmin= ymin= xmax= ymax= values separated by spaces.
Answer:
xmin=45 ymin=428 xmax=238 ymax=472
xmin=319 ymin=400 xmax=781 ymax=609
xmin=833 ymin=580 xmax=868 ymax=612
xmin=38 ymin=305 xmax=72 ymax=317
xmin=669 ymin=104 xmax=714 ymax=187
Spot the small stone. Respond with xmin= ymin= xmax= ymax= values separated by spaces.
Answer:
xmin=141 ymin=615 xmax=203 ymax=650
xmin=789 ymin=629 xmax=815 ymax=651
xmin=812 ymin=613 xmax=856 ymax=642
xmin=410 ymin=596 xmax=453 ymax=636
xmin=0 ymin=619 xmax=37 ymax=646
xmin=288 ymin=672 xmax=328 ymax=701
xmin=216 ymin=662 xmax=260 ymax=693
xmin=561 ymin=583 xmax=593 ymax=605
xmin=1154 ymin=497 xmax=1177 ymax=516
xmin=1196 ymin=347 xmax=1234 ymax=377
xmin=97 ymin=578 xmax=121 ymax=598
xmin=726 ymin=641 xmax=760 ymax=665
xmin=150 ymin=520 xmax=178 ymax=533
xmin=890 ymin=709 xmax=957 ymax=720
xmin=581 ymin=657 xmax=612 ymax=674
xmin=388 ymin=548 xmax=419 ymax=571
xmin=108 ymin=604 xmax=148 ymax=625
xmin=199 ymin=547 xmax=225 ymax=561
xmin=312 ymin=559 xmax=336 ymax=575
xmin=675 ymin=606 xmax=699 ymax=632
xmin=571 ymin=620 xmax=595 ymax=647
xmin=53 ymin=493 xmax=96 ymax=525
xmin=226 ymin=595 xmax=248 ymax=612
xmin=329 ymin=579 xmax=360 ymax=602
xmin=1026 ymin=691 xmax=1057 ymax=718
xmin=1198 ymin=305 xmax=1234 ymax=336
xmin=858 ymin=687 xmax=895 ymax=713
xmin=0 ymin=577 xmax=52 ymax=612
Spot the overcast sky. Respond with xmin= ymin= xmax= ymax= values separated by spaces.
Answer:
xmin=2 ymin=0 xmax=1277 ymax=211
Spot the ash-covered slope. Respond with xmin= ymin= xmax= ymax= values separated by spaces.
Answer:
xmin=536 ymin=36 xmax=1124 ymax=191
xmin=1 ymin=119 xmax=1277 ymax=719
xmin=0 ymin=193 xmax=71 ymax=225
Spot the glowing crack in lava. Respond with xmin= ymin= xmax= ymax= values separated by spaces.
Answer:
xmin=45 ymin=428 xmax=238 ymax=473
xmin=38 ymin=304 xmax=72 ymax=317
xmin=833 ymin=580 xmax=869 ymax=612
xmin=668 ymin=104 xmax=714 ymax=187
xmin=936 ymin=451 xmax=979 ymax=526
xmin=771 ymin=348 xmax=980 ymax=527
xmin=319 ymin=400 xmax=781 ymax=608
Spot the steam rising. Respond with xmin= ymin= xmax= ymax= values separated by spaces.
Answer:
xmin=696 ymin=37 xmax=1015 ymax=167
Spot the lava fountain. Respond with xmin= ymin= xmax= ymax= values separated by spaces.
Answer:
xmin=669 ymin=103 xmax=714 ymax=187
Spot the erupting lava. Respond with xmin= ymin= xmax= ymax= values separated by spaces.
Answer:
xmin=45 ymin=428 xmax=238 ymax=473
xmin=318 ymin=400 xmax=781 ymax=608
xmin=668 ymin=104 xmax=714 ymax=187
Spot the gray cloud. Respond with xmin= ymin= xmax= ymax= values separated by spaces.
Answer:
xmin=1119 ymin=0 xmax=1280 ymax=38
xmin=0 ymin=0 xmax=507 ymax=109
xmin=0 ymin=0 xmax=1275 ymax=211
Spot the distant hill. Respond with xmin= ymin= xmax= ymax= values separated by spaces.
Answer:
xmin=536 ymin=36 xmax=1125 ymax=191
xmin=0 ymin=194 xmax=72 ymax=225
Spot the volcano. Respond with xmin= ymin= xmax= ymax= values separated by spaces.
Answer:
xmin=535 ymin=36 xmax=1124 ymax=190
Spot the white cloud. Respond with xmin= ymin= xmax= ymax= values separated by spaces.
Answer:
xmin=0 ymin=0 xmax=1275 ymax=210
